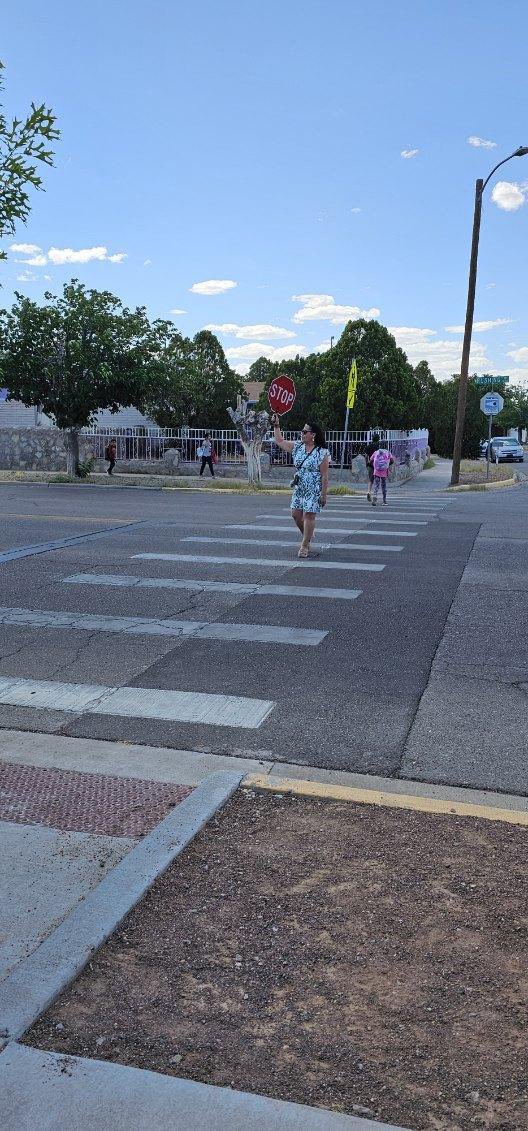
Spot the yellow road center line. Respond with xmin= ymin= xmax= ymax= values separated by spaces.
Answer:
xmin=244 ymin=774 xmax=528 ymax=827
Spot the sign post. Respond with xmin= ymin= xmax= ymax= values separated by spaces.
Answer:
xmin=480 ymin=391 xmax=504 ymax=480
xmin=340 ymin=359 xmax=358 ymax=474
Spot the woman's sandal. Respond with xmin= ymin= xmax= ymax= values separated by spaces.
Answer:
xmin=298 ymin=545 xmax=310 ymax=558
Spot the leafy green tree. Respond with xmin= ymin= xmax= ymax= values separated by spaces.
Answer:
xmin=413 ymin=360 xmax=436 ymax=406
xmin=256 ymin=353 xmax=322 ymax=431
xmin=256 ymin=322 xmax=424 ymax=433
xmin=247 ymin=356 xmax=276 ymax=386
xmin=145 ymin=328 xmax=243 ymax=429
xmin=0 ymin=61 xmax=59 ymax=260
xmin=424 ymin=376 xmax=483 ymax=458
xmin=315 ymin=320 xmax=421 ymax=430
xmin=141 ymin=324 xmax=196 ymax=427
xmin=498 ymin=385 xmax=528 ymax=440
xmin=191 ymin=330 xmax=244 ymax=427
xmin=0 ymin=281 xmax=157 ymax=473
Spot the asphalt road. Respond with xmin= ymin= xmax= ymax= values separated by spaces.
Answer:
xmin=0 ymin=473 xmax=527 ymax=793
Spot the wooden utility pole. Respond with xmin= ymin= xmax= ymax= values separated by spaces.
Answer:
xmin=450 ymin=178 xmax=483 ymax=487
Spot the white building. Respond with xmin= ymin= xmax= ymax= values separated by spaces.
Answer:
xmin=0 ymin=397 xmax=155 ymax=431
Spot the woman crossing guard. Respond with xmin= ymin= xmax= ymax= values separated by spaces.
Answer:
xmin=272 ymin=415 xmax=330 ymax=558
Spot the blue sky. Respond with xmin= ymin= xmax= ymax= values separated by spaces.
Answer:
xmin=3 ymin=0 xmax=528 ymax=382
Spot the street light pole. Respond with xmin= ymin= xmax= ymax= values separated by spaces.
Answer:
xmin=450 ymin=147 xmax=528 ymax=486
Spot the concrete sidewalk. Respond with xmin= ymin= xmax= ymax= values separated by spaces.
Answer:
xmin=400 ymin=475 xmax=528 ymax=794
xmin=1 ymin=1043 xmax=408 ymax=1131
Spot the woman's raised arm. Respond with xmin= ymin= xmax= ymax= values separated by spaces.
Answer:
xmin=271 ymin=414 xmax=295 ymax=453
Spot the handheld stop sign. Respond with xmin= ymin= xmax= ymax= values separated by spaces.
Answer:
xmin=268 ymin=374 xmax=297 ymax=416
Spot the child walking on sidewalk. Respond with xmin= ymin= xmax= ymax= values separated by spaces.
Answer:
xmin=370 ymin=447 xmax=395 ymax=505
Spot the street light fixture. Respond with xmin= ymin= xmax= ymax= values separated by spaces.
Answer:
xmin=450 ymin=146 xmax=528 ymax=486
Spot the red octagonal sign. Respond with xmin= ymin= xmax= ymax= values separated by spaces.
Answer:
xmin=268 ymin=374 xmax=297 ymax=416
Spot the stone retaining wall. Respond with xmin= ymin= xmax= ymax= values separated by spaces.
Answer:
xmin=0 ymin=428 xmax=94 ymax=472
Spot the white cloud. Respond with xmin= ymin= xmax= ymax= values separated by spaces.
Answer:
xmin=445 ymin=317 xmax=513 ymax=333
xmin=467 ymin=135 xmax=497 ymax=149
xmin=190 ymin=279 xmax=237 ymax=295
xmin=401 ymin=149 xmax=419 ymax=159
xmin=486 ymin=282 xmax=496 ymax=289
xmin=491 ymin=181 xmax=527 ymax=211
xmin=315 ymin=340 xmax=333 ymax=352
xmin=169 ymin=308 xmax=187 ymax=315
xmin=291 ymin=293 xmax=380 ymax=326
xmin=10 ymin=242 xmax=42 ymax=254
xmin=502 ymin=367 xmax=528 ymax=385
xmin=16 ymin=271 xmax=37 ymax=282
xmin=226 ymin=342 xmax=308 ymax=368
xmin=13 ymin=245 xmax=128 ymax=267
xmin=204 ymin=322 xmax=295 ymax=341
xmin=350 ymin=207 xmax=362 ymax=213
xmin=389 ymin=326 xmax=488 ymax=381
xmin=143 ymin=258 xmax=151 ymax=266
xmin=18 ymin=254 xmax=47 ymax=266
xmin=47 ymin=246 xmax=126 ymax=264
xmin=507 ymin=346 xmax=528 ymax=363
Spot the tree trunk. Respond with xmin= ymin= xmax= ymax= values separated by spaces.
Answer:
xmin=244 ymin=441 xmax=263 ymax=486
xmin=64 ymin=428 xmax=80 ymax=477
xmin=227 ymin=404 xmax=269 ymax=486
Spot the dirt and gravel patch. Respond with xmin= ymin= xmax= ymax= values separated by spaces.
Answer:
xmin=25 ymin=789 xmax=528 ymax=1130
xmin=458 ymin=459 xmax=519 ymax=485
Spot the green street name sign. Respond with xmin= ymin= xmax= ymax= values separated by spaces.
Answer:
xmin=474 ymin=374 xmax=509 ymax=386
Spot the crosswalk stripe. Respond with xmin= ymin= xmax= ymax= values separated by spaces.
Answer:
xmin=0 ymin=677 xmax=275 ymax=729
xmin=257 ymin=513 xmax=428 ymax=526
xmin=184 ymin=536 xmax=403 ymax=552
xmin=63 ymin=573 xmax=364 ymax=601
xmin=329 ymin=496 xmax=450 ymax=504
xmin=228 ymin=524 xmax=417 ymax=538
xmin=321 ymin=508 xmax=438 ymax=518
xmin=0 ymin=606 xmax=327 ymax=646
xmin=133 ymin=552 xmax=385 ymax=573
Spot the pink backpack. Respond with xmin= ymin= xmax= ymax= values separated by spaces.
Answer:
xmin=373 ymin=448 xmax=391 ymax=472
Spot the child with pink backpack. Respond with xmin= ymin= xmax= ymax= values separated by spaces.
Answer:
xmin=369 ymin=447 xmax=395 ymax=506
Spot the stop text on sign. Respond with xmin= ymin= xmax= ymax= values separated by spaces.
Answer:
xmin=268 ymin=374 xmax=297 ymax=416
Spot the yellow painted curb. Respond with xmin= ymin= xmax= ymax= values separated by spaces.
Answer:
xmin=446 ymin=476 xmax=518 ymax=492
xmin=243 ymin=773 xmax=528 ymax=827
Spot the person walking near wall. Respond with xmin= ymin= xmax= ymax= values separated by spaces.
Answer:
xmin=370 ymin=446 xmax=395 ymax=506
xmin=105 ymin=438 xmax=117 ymax=476
xmin=198 ymin=433 xmax=216 ymax=477
xmin=272 ymin=415 xmax=330 ymax=557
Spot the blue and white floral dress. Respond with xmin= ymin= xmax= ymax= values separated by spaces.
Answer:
xmin=290 ymin=441 xmax=331 ymax=514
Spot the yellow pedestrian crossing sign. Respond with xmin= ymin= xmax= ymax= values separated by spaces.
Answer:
xmin=346 ymin=360 xmax=358 ymax=409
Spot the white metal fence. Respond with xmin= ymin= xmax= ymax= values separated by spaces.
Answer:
xmin=84 ymin=426 xmax=429 ymax=468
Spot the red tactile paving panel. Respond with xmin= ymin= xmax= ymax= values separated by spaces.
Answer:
xmin=0 ymin=761 xmax=193 ymax=838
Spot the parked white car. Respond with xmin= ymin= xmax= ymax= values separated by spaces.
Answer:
xmin=482 ymin=437 xmax=524 ymax=463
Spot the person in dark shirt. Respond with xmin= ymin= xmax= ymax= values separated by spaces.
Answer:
xmin=105 ymin=438 xmax=117 ymax=476
xmin=365 ymin=434 xmax=380 ymax=501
